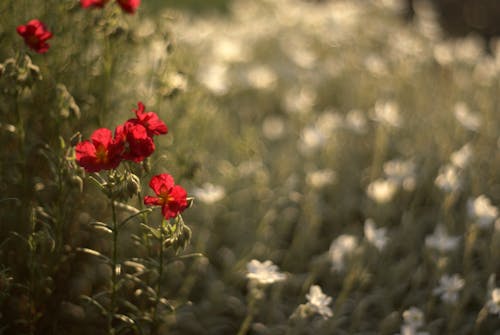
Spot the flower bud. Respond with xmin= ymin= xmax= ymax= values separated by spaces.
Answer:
xmin=126 ymin=173 xmax=141 ymax=197
xmin=69 ymin=175 xmax=84 ymax=193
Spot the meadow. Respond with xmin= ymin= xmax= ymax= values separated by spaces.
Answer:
xmin=0 ymin=0 xmax=499 ymax=334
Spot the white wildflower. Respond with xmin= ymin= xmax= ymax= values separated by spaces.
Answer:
xmin=486 ymin=288 xmax=500 ymax=316
xmin=397 ymin=306 xmax=430 ymax=335
xmin=345 ymin=109 xmax=367 ymax=134
xmin=283 ymin=87 xmax=316 ymax=114
xmin=329 ymin=234 xmax=358 ymax=271
xmin=192 ymin=183 xmax=226 ymax=204
xmin=433 ymin=41 xmax=454 ymax=66
xmin=305 ymin=285 xmax=333 ymax=319
xmin=373 ymin=100 xmax=402 ymax=128
xmin=364 ymin=218 xmax=388 ymax=251
xmin=246 ymin=259 xmax=286 ymax=285
xmin=198 ymin=62 xmax=229 ymax=95
xmin=367 ymin=178 xmax=398 ymax=204
xmin=403 ymin=306 xmax=425 ymax=328
xmin=306 ymin=169 xmax=336 ymax=189
xmin=467 ymin=195 xmax=498 ymax=229
xmin=364 ymin=53 xmax=388 ymax=76
xmin=454 ymin=102 xmax=481 ymax=132
xmin=434 ymin=164 xmax=461 ymax=193
xmin=399 ymin=325 xmax=430 ymax=335
xmin=262 ymin=116 xmax=285 ymax=140
xmin=425 ymin=225 xmax=460 ymax=253
xmin=212 ymin=37 xmax=248 ymax=63
xmin=450 ymin=143 xmax=473 ymax=169
xmin=316 ymin=110 xmax=344 ymax=134
xmin=383 ymin=159 xmax=417 ymax=191
xmin=433 ymin=274 xmax=465 ymax=304
xmin=298 ymin=125 xmax=326 ymax=155
xmin=246 ymin=65 xmax=277 ymax=90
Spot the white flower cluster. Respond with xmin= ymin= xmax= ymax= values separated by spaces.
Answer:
xmin=246 ymin=259 xmax=286 ymax=285
xmin=433 ymin=274 xmax=465 ymax=304
xmin=305 ymin=285 xmax=333 ymax=319
xmin=397 ymin=307 xmax=429 ymax=335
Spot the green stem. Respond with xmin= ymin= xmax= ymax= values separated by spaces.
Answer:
xmin=237 ymin=294 xmax=257 ymax=335
xmin=110 ymin=195 xmax=118 ymax=335
xmin=155 ymin=220 xmax=165 ymax=321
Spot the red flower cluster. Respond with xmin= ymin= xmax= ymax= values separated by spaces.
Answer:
xmin=144 ymin=174 xmax=188 ymax=219
xmin=80 ymin=0 xmax=140 ymax=14
xmin=76 ymin=102 xmax=167 ymax=172
xmin=17 ymin=19 xmax=53 ymax=54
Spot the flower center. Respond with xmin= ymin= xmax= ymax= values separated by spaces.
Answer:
xmin=27 ymin=35 xmax=39 ymax=46
xmin=158 ymin=191 xmax=174 ymax=205
xmin=95 ymin=145 xmax=109 ymax=164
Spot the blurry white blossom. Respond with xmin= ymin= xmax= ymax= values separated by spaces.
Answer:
xmin=433 ymin=42 xmax=454 ymax=66
xmin=345 ymin=109 xmax=367 ymax=134
xmin=306 ymin=169 xmax=336 ymax=189
xmin=298 ymin=125 xmax=326 ymax=155
xmin=397 ymin=307 xmax=429 ymax=335
xmin=364 ymin=218 xmax=388 ymax=251
xmin=329 ymin=234 xmax=358 ymax=271
xmin=454 ymin=35 xmax=484 ymax=64
xmin=364 ymin=54 xmax=388 ymax=76
xmin=283 ymin=87 xmax=316 ymax=114
xmin=454 ymin=102 xmax=481 ymax=132
xmin=403 ymin=307 xmax=425 ymax=329
xmin=450 ymin=143 xmax=473 ymax=169
xmin=373 ymin=100 xmax=402 ymax=128
xmin=198 ymin=63 xmax=229 ymax=95
xmin=192 ymin=183 xmax=226 ymax=204
xmin=467 ymin=195 xmax=498 ymax=229
xmin=316 ymin=110 xmax=344 ymax=134
xmin=425 ymin=225 xmax=460 ymax=253
xmin=262 ymin=115 xmax=286 ymax=140
xmin=286 ymin=44 xmax=317 ymax=69
xmin=367 ymin=178 xmax=398 ymax=204
xmin=212 ymin=37 xmax=248 ymax=63
xmin=434 ymin=164 xmax=461 ymax=193
xmin=383 ymin=158 xmax=417 ymax=191
xmin=246 ymin=259 xmax=286 ymax=285
xmin=433 ymin=274 xmax=465 ymax=304
xmin=246 ymin=65 xmax=277 ymax=90
xmin=486 ymin=288 xmax=500 ymax=316
xmin=305 ymin=285 xmax=333 ymax=319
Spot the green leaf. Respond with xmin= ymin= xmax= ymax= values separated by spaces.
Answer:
xmin=88 ymin=175 xmax=106 ymax=192
xmin=140 ymin=223 xmax=161 ymax=240
xmin=75 ymin=247 xmax=110 ymax=263
xmin=80 ymin=295 xmax=107 ymax=316
xmin=119 ymin=208 xmax=152 ymax=228
xmin=90 ymin=221 xmax=113 ymax=234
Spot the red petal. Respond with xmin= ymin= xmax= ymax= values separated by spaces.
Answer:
xmin=144 ymin=195 xmax=163 ymax=206
xmin=134 ymin=102 xmax=145 ymax=117
xmin=16 ymin=25 xmax=27 ymax=35
xmin=149 ymin=174 xmax=174 ymax=195
xmin=170 ymin=185 xmax=188 ymax=206
xmin=91 ymin=128 xmax=113 ymax=148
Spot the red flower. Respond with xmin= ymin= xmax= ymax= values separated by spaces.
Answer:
xmin=144 ymin=174 xmax=188 ymax=219
xmin=116 ymin=0 xmax=141 ymax=14
xmin=75 ymin=128 xmax=124 ymax=173
xmin=115 ymin=122 xmax=155 ymax=163
xmin=127 ymin=102 xmax=168 ymax=137
xmin=80 ymin=0 xmax=110 ymax=8
xmin=17 ymin=20 xmax=53 ymax=54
